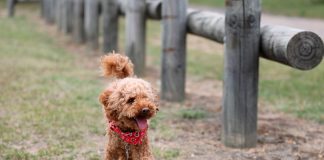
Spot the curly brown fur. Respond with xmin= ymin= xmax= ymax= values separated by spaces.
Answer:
xmin=99 ymin=53 xmax=159 ymax=160
xmin=100 ymin=53 xmax=134 ymax=79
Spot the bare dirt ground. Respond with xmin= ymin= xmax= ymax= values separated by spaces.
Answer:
xmin=16 ymin=7 xmax=324 ymax=160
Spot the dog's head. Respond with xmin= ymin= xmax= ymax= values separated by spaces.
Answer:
xmin=99 ymin=53 xmax=159 ymax=131
xmin=100 ymin=78 xmax=159 ymax=131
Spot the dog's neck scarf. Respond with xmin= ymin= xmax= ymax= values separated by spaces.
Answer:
xmin=109 ymin=121 xmax=147 ymax=145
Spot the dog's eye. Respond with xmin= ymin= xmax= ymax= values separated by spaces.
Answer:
xmin=127 ymin=97 xmax=135 ymax=104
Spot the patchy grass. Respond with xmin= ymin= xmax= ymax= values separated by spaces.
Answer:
xmin=0 ymin=9 xmax=104 ymax=159
xmin=153 ymin=147 xmax=180 ymax=160
xmin=150 ymin=107 xmax=178 ymax=141
xmin=178 ymin=108 xmax=208 ymax=120
xmin=0 ymin=4 xmax=182 ymax=159
xmin=262 ymin=0 xmax=324 ymax=18
xmin=189 ymin=0 xmax=324 ymax=19
xmin=259 ymin=59 xmax=324 ymax=123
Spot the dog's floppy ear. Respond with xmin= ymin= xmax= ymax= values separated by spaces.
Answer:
xmin=99 ymin=89 xmax=112 ymax=107
xmin=99 ymin=89 xmax=118 ymax=121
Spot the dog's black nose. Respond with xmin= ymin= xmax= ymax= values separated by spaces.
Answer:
xmin=141 ymin=108 xmax=149 ymax=114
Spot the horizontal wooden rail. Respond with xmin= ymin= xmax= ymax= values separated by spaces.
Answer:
xmin=117 ymin=0 xmax=324 ymax=70
xmin=187 ymin=11 xmax=324 ymax=70
xmin=118 ymin=0 xmax=161 ymax=20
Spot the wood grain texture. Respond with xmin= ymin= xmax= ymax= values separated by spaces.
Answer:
xmin=73 ymin=0 xmax=85 ymax=43
xmin=125 ymin=0 xmax=146 ymax=76
xmin=261 ymin=25 xmax=324 ymax=70
xmin=161 ymin=0 xmax=187 ymax=101
xmin=187 ymin=10 xmax=225 ymax=43
xmin=222 ymin=0 xmax=261 ymax=148
xmin=47 ymin=0 xmax=321 ymax=69
xmin=186 ymin=10 xmax=323 ymax=70
xmin=85 ymin=0 xmax=99 ymax=50
xmin=118 ymin=0 xmax=162 ymax=20
xmin=102 ymin=0 xmax=119 ymax=53
xmin=120 ymin=2 xmax=323 ymax=70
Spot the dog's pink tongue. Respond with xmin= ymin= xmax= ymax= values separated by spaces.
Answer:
xmin=135 ymin=117 xmax=148 ymax=130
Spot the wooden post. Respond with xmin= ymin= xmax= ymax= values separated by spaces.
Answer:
xmin=61 ymin=0 xmax=68 ymax=33
xmin=44 ymin=0 xmax=53 ymax=24
xmin=222 ymin=0 xmax=261 ymax=148
xmin=102 ymin=0 xmax=119 ymax=53
xmin=43 ymin=0 xmax=48 ymax=20
xmin=186 ymin=10 xmax=324 ymax=70
xmin=61 ymin=0 xmax=74 ymax=34
xmin=41 ymin=0 xmax=45 ymax=18
xmin=125 ymin=0 xmax=146 ymax=76
xmin=73 ymin=0 xmax=85 ymax=43
xmin=118 ymin=3 xmax=324 ymax=70
xmin=67 ymin=0 xmax=74 ymax=33
xmin=85 ymin=0 xmax=99 ymax=50
xmin=118 ymin=0 xmax=162 ymax=20
xmin=56 ymin=0 xmax=63 ymax=31
xmin=7 ymin=0 xmax=15 ymax=17
xmin=161 ymin=0 xmax=187 ymax=101
xmin=49 ymin=0 xmax=56 ymax=24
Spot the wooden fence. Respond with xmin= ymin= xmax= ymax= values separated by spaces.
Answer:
xmin=8 ymin=0 xmax=324 ymax=148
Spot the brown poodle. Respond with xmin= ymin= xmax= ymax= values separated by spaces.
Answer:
xmin=99 ymin=53 xmax=159 ymax=160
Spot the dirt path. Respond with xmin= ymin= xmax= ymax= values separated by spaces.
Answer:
xmin=144 ymin=68 xmax=324 ymax=160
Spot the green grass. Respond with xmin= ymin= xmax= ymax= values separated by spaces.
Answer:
xmin=189 ymin=0 xmax=224 ymax=8
xmin=0 ymin=14 xmax=104 ymax=159
xmin=189 ymin=0 xmax=324 ymax=19
xmin=0 ymin=7 xmax=180 ymax=158
xmin=259 ymin=59 xmax=324 ymax=123
xmin=153 ymin=147 xmax=180 ymax=160
xmin=178 ymin=108 xmax=208 ymax=120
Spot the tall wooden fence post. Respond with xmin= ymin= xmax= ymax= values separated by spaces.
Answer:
xmin=161 ymin=0 xmax=187 ymax=101
xmin=44 ymin=0 xmax=53 ymax=24
xmin=49 ymin=0 xmax=57 ymax=24
xmin=7 ymin=0 xmax=16 ymax=17
xmin=61 ymin=0 xmax=68 ymax=33
xmin=73 ymin=0 xmax=85 ymax=43
xmin=41 ymin=0 xmax=45 ymax=18
xmin=125 ymin=0 xmax=146 ymax=76
xmin=102 ymin=0 xmax=119 ymax=53
xmin=222 ymin=0 xmax=261 ymax=148
xmin=67 ymin=0 xmax=74 ymax=33
xmin=62 ymin=0 xmax=74 ymax=34
xmin=85 ymin=0 xmax=99 ymax=50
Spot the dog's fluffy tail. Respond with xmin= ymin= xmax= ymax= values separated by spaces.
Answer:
xmin=100 ymin=53 xmax=134 ymax=79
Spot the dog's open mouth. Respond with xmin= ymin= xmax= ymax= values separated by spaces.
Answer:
xmin=134 ymin=117 xmax=148 ymax=130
